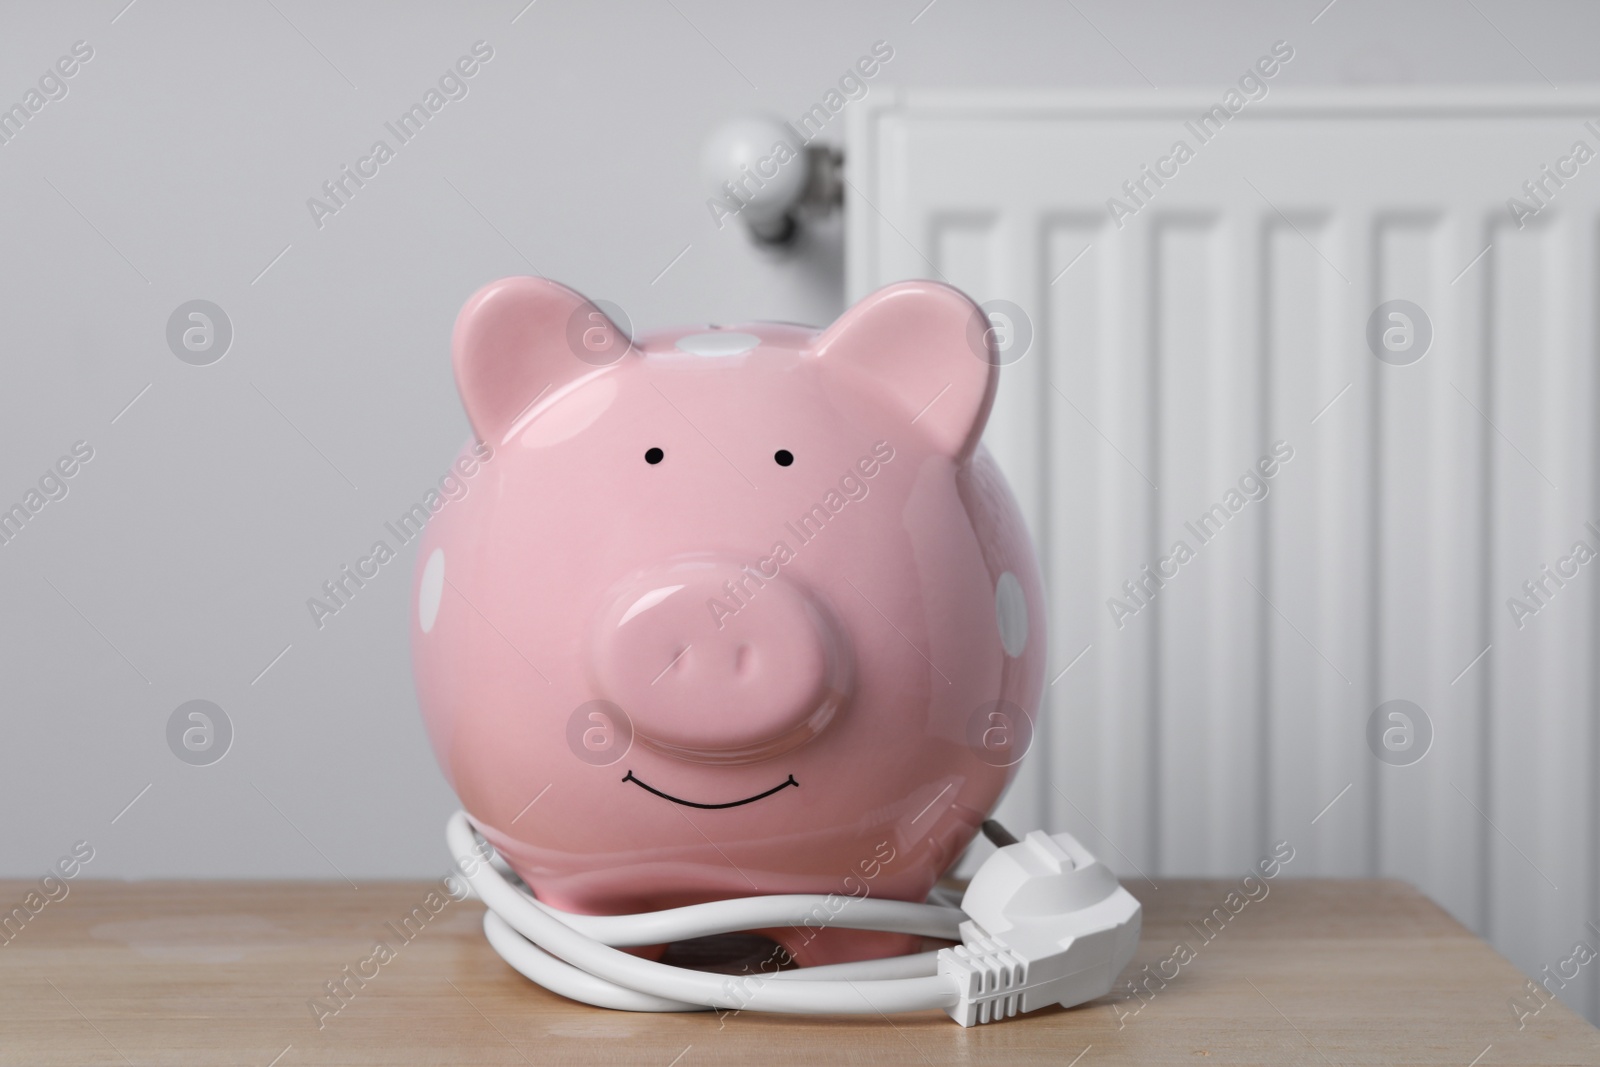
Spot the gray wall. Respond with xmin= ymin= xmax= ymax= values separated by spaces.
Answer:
xmin=2 ymin=0 xmax=1595 ymax=882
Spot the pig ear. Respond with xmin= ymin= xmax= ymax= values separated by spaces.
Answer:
xmin=452 ymin=276 xmax=632 ymax=444
xmin=811 ymin=281 xmax=998 ymax=459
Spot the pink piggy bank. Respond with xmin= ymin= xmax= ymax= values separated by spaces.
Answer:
xmin=412 ymin=276 xmax=1046 ymax=967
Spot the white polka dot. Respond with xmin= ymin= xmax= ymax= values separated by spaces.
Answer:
xmin=995 ymin=571 xmax=1027 ymax=658
xmin=419 ymin=548 xmax=445 ymax=634
xmin=675 ymin=331 xmax=760 ymax=357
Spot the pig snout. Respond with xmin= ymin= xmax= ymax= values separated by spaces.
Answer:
xmin=588 ymin=559 xmax=848 ymax=763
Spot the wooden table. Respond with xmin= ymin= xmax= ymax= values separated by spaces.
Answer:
xmin=3 ymin=878 xmax=1597 ymax=1065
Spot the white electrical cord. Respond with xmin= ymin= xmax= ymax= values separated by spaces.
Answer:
xmin=446 ymin=810 xmax=1141 ymax=1025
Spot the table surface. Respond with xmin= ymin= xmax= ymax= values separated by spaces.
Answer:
xmin=2 ymin=878 xmax=1597 ymax=1066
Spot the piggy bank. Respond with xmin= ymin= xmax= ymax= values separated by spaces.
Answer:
xmin=412 ymin=276 xmax=1046 ymax=967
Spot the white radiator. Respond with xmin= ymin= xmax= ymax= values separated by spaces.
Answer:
xmin=849 ymin=87 xmax=1600 ymax=1021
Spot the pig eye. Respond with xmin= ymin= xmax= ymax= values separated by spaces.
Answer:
xmin=645 ymin=447 xmax=664 ymax=465
xmin=774 ymin=450 xmax=794 ymax=467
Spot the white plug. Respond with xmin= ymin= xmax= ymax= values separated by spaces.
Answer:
xmin=449 ymin=811 xmax=1140 ymax=1023
xmin=937 ymin=829 xmax=1141 ymax=1026
xmin=702 ymin=116 xmax=843 ymax=247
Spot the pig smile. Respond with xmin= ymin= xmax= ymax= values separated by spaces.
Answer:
xmin=621 ymin=770 xmax=798 ymax=809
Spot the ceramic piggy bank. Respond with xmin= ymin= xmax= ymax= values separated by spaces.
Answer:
xmin=412 ymin=276 xmax=1046 ymax=966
